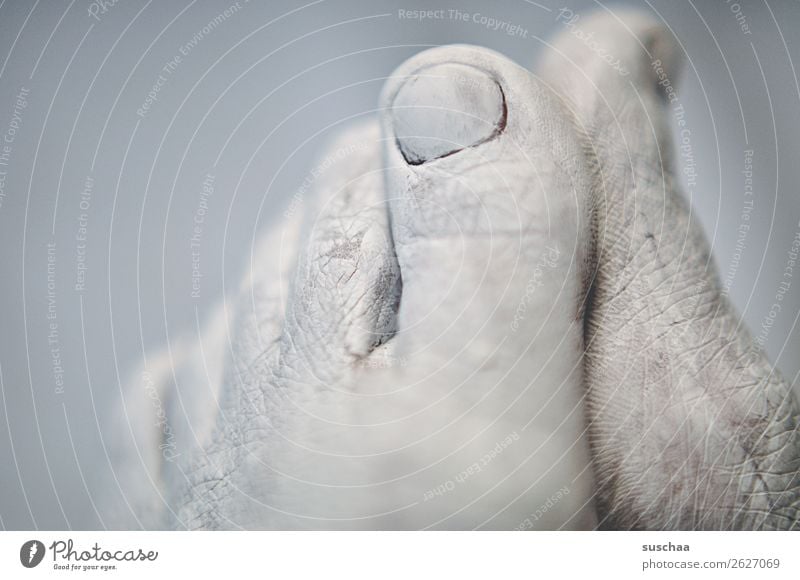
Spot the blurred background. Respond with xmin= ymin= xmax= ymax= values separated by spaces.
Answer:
xmin=0 ymin=0 xmax=798 ymax=529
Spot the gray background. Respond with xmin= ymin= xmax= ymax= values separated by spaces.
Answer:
xmin=0 ymin=0 xmax=798 ymax=529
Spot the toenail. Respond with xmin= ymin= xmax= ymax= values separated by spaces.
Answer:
xmin=390 ymin=63 xmax=506 ymax=165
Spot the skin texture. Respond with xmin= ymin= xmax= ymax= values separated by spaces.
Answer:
xmin=538 ymin=9 xmax=800 ymax=530
xmin=101 ymin=10 xmax=799 ymax=530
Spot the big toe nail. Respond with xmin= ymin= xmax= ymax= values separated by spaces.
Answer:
xmin=390 ymin=63 xmax=506 ymax=165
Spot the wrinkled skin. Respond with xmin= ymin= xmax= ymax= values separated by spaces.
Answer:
xmin=102 ymin=10 xmax=800 ymax=530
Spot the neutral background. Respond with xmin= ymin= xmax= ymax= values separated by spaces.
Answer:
xmin=0 ymin=0 xmax=798 ymax=529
